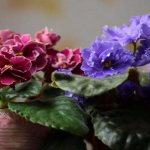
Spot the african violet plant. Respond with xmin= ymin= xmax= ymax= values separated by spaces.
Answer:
xmin=0 ymin=14 xmax=150 ymax=150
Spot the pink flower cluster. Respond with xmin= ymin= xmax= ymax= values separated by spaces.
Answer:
xmin=44 ymin=47 xmax=82 ymax=82
xmin=0 ymin=27 xmax=82 ymax=88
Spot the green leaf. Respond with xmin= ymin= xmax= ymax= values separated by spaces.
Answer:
xmin=8 ymin=96 xmax=89 ymax=136
xmin=42 ymin=86 xmax=64 ymax=99
xmin=42 ymin=133 xmax=86 ymax=150
xmin=92 ymin=106 xmax=150 ymax=150
xmin=6 ymin=79 xmax=42 ymax=99
xmin=139 ymin=72 xmax=150 ymax=86
xmin=52 ymin=72 xmax=128 ymax=97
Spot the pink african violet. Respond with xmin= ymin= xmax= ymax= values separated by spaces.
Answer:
xmin=53 ymin=48 xmax=81 ymax=69
xmin=0 ymin=54 xmax=31 ymax=88
xmin=0 ymin=29 xmax=19 ymax=45
xmin=0 ymin=28 xmax=82 ymax=87
xmin=3 ymin=34 xmax=47 ymax=73
xmin=35 ymin=27 xmax=61 ymax=46
xmin=22 ymin=41 xmax=47 ymax=73
xmin=43 ymin=48 xmax=82 ymax=82
xmin=4 ymin=34 xmax=32 ymax=53
xmin=43 ymin=48 xmax=58 ymax=82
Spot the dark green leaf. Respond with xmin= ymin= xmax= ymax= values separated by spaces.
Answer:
xmin=92 ymin=106 xmax=150 ymax=150
xmin=8 ymin=96 xmax=89 ymax=136
xmin=52 ymin=72 xmax=128 ymax=97
xmin=42 ymin=86 xmax=64 ymax=99
xmin=0 ymin=86 xmax=13 ymax=100
xmin=6 ymin=79 xmax=42 ymax=99
xmin=42 ymin=133 xmax=86 ymax=150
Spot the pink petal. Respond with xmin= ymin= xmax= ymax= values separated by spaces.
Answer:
xmin=73 ymin=48 xmax=81 ymax=54
xmin=0 ymin=29 xmax=19 ymax=43
xmin=1 ymin=75 xmax=16 ymax=86
xmin=10 ymin=56 xmax=32 ymax=72
xmin=61 ymin=49 xmax=73 ymax=61
xmin=4 ymin=38 xmax=23 ymax=53
xmin=23 ymin=42 xmax=45 ymax=61
xmin=1 ymin=65 xmax=13 ymax=74
xmin=11 ymin=70 xmax=31 ymax=81
xmin=0 ymin=55 xmax=9 ymax=68
xmin=0 ymin=46 xmax=14 ymax=59
xmin=35 ymin=27 xmax=60 ymax=46
xmin=33 ymin=54 xmax=48 ymax=72
xmin=21 ymin=34 xmax=31 ymax=44
xmin=57 ymin=53 xmax=66 ymax=61
xmin=72 ymin=54 xmax=82 ymax=63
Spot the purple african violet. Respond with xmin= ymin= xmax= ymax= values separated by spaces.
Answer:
xmin=103 ymin=23 xmax=140 ymax=46
xmin=103 ymin=14 xmax=150 ymax=46
xmin=139 ymin=14 xmax=150 ymax=39
xmin=103 ymin=14 xmax=150 ymax=67
xmin=81 ymin=39 xmax=135 ymax=78
xmin=134 ymin=39 xmax=150 ymax=66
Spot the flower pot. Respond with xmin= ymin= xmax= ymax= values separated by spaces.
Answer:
xmin=0 ymin=109 xmax=49 ymax=150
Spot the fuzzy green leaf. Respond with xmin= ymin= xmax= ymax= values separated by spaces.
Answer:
xmin=52 ymin=72 xmax=128 ymax=97
xmin=42 ymin=133 xmax=86 ymax=150
xmin=92 ymin=106 xmax=150 ymax=150
xmin=6 ymin=79 xmax=42 ymax=99
xmin=42 ymin=86 xmax=64 ymax=99
xmin=8 ymin=96 xmax=89 ymax=136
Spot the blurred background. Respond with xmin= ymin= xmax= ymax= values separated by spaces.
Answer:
xmin=0 ymin=0 xmax=149 ymax=50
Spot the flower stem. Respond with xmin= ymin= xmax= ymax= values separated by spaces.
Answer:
xmin=133 ymin=42 xmax=137 ymax=55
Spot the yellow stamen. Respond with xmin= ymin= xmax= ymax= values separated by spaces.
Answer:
xmin=4 ymin=65 xmax=13 ymax=70
xmin=17 ymin=52 xmax=23 ymax=56
xmin=60 ymin=64 xmax=67 ymax=69
xmin=103 ymin=61 xmax=112 ymax=68
xmin=126 ymin=41 xmax=141 ymax=54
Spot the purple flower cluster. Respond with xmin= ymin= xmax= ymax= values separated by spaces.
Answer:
xmin=103 ymin=14 xmax=150 ymax=46
xmin=81 ymin=39 xmax=134 ymax=78
xmin=81 ymin=14 xmax=150 ymax=78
